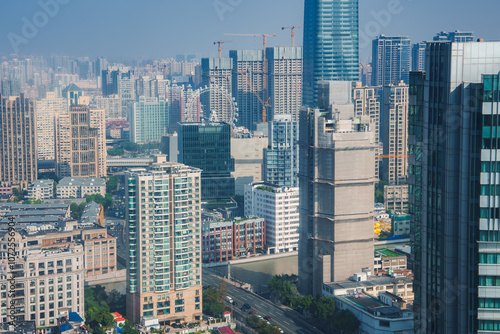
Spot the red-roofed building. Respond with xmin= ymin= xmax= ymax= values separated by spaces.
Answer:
xmin=217 ymin=327 xmax=235 ymax=334
xmin=111 ymin=312 xmax=122 ymax=319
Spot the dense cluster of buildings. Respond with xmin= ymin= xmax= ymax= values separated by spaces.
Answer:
xmin=0 ymin=0 xmax=498 ymax=331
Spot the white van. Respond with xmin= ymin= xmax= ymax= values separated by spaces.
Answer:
xmin=225 ymin=296 xmax=233 ymax=303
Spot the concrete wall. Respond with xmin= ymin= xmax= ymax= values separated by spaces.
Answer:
xmin=231 ymin=137 xmax=267 ymax=195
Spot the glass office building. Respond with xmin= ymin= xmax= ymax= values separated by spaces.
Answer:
xmin=263 ymin=115 xmax=299 ymax=187
xmin=409 ymin=41 xmax=500 ymax=333
xmin=178 ymin=123 xmax=235 ymax=208
xmin=303 ymin=0 xmax=359 ymax=107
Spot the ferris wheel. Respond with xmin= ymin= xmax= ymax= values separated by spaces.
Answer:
xmin=184 ymin=83 xmax=238 ymax=126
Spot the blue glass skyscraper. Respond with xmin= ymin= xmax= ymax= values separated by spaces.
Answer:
xmin=303 ymin=0 xmax=359 ymax=107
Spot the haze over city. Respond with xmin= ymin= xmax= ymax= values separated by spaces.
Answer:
xmin=0 ymin=0 xmax=497 ymax=61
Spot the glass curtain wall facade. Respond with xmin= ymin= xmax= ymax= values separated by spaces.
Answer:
xmin=178 ymin=123 xmax=235 ymax=206
xmin=409 ymin=41 xmax=500 ymax=334
xmin=372 ymin=36 xmax=411 ymax=87
xmin=303 ymin=0 xmax=359 ymax=107
xmin=263 ymin=115 xmax=299 ymax=187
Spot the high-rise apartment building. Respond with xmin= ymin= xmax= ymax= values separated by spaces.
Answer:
xmin=36 ymin=92 xmax=68 ymax=161
xmin=97 ymin=94 xmax=123 ymax=120
xmin=230 ymin=50 xmax=264 ymax=131
xmin=95 ymin=56 xmax=108 ymax=78
xmin=55 ymin=113 xmax=71 ymax=178
xmin=129 ymin=97 xmax=169 ymax=144
xmin=372 ymin=35 xmax=411 ymax=87
xmin=411 ymin=42 xmax=426 ymax=72
xmin=178 ymin=123 xmax=235 ymax=208
xmin=353 ymin=82 xmax=381 ymax=179
xmin=382 ymin=82 xmax=408 ymax=184
xmin=245 ymin=182 xmax=299 ymax=254
xmin=200 ymin=58 xmax=234 ymax=123
xmin=125 ymin=163 xmax=202 ymax=325
xmin=433 ymin=30 xmax=474 ymax=42
xmin=0 ymin=94 xmax=37 ymax=189
xmin=102 ymin=68 xmax=135 ymax=116
xmin=359 ymin=63 xmax=373 ymax=87
xmin=89 ymin=108 xmax=106 ymax=178
xmin=409 ymin=41 xmax=500 ymax=333
xmin=55 ymin=106 xmax=105 ymax=178
xmin=303 ymin=0 xmax=359 ymax=107
xmin=298 ymin=108 xmax=375 ymax=295
xmin=267 ymin=47 xmax=303 ymax=122
xmin=263 ymin=115 xmax=299 ymax=187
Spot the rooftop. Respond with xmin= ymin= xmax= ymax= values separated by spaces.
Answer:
xmin=30 ymin=179 xmax=55 ymax=188
xmin=375 ymin=249 xmax=403 ymax=258
xmin=324 ymin=275 xmax=411 ymax=291
xmin=58 ymin=177 xmax=105 ymax=188
xmin=250 ymin=182 xmax=298 ymax=193
xmin=339 ymin=294 xmax=411 ymax=319
xmin=0 ymin=203 xmax=68 ymax=211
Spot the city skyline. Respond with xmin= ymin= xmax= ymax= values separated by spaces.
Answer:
xmin=0 ymin=0 xmax=496 ymax=62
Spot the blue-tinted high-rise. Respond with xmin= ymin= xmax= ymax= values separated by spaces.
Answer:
xmin=303 ymin=0 xmax=359 ymax=107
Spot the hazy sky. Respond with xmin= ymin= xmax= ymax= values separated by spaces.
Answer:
xmin=0 ymin=0 xmax=498 ymax=62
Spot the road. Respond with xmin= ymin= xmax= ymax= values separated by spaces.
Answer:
xmin=203 ymin=272 xmax=323 ymax=334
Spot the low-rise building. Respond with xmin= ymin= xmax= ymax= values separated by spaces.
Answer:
xmin=0 ymin=230 xmax=85 ymax=331
xmin=232 ymin=217 xmax=265 ymax=257
xmin=374 ymin=249 xmax=407 ymax=273
xmin=202 ymin=220 xmax=233 ymax=263
xmin=391 ymin=213 xmax=410 ymax=236
xmin=384 ymin=184 xmax=408 ymax=212
xmin=244 ymin=182 xmax=299 ymax=254
xmin=334 ymin=294 xmax=414 ymax=333
xmin=28 ymin=179 xmax=54 ymax=200
xmin=81 ymin=201 xmax=105 ymax=227
xmin=322 ymin=275 xmax=414 ymax=303
xmin=81 ymin=228 xmax=117 ymax=277
xmin=56 ymin=177 xmax=106 ymax=199
xmin=202 ymin=217 xmax=265 ymax=262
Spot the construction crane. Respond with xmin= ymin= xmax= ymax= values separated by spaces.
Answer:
xmin=281 ymin=26 xmax=303 ymax=47
xmin=238 ymin=70 xmax=271 ymax=123
xmin=213 ymin=40 xmax=234 ymax=58
xmin=224 ymin=33 xmax=277 ymax=123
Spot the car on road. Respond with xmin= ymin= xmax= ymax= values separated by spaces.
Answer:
xmin=249 ymin=311 xmax=256 ymax=315
xmin=225 ymin=296 xmax=233 ymax=304
xmin=264 ymin=316 xmax=272 ymax=321
xmin=257 ymin=315 xmax=263 ymax=320
xmin=241 ymin=303 xmax=251 ymax=311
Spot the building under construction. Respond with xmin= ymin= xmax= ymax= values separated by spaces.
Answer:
xmin=298 ymin=108 xmax=376 ymax=296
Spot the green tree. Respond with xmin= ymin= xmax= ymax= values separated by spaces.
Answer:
xmin=268 ymin=275 xmax=301 ymax=308
xmin=25 ymin=198 xmax=43 ymax=204
xmin=375 ymin=181 xmax=388 ymax=204
xmin=107 ymin=147 xmax=125 ymax=156
xmin=85 ymin=193 xmax=113 ymax=211
xmin=309 ymin=296 xmax=336 ymax=329
xmin=12 ymin=188 xmax=27 ymax=202
xmin=202 ymin=286 xmax=225 ymax=318
xmin=123 ymin=320 xmax=139 ymax=334
xmin=70 ymin=202 xmax=87 ymax=219
xmin=333 ymin=309 xmax=360 ymax=334
xmin=106 ymin=175 xmax=118 ymax=193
